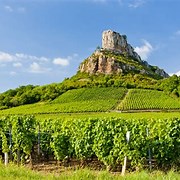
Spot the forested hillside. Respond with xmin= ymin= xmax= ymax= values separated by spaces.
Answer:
xmin=0 ymin=73 xmax=179 ymax=110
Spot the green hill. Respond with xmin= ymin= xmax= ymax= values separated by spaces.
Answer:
xmin=0 ymin=87 xmax=180 ymax=116
xmin=117 ymin=89 xmax=180 ymax=111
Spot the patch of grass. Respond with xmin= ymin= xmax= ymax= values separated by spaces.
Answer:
xmin=0 ymin=162 xmax=50 ymax=180
xmin=0 ymin=162 xmax=179 ymax=180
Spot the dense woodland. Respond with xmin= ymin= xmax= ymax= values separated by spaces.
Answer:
xmin=0 ymin=72 xmax=179 ymax=110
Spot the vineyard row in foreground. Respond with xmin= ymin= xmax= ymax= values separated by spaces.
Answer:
xmin=0 ymin=116 xmax=180 ymax=170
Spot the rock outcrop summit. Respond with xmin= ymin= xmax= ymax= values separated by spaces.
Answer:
xmin=102 ymin=30 xmax=141 ymax=61
xmin=79 ymin=30 xmax=169 ymax=79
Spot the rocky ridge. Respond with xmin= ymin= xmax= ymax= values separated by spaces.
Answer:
xmin=79 ymin=30 xmax=169 ymax=79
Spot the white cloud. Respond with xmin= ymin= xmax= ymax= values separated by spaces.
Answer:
xmin=13 ymin=62 xmax=22 ymax=67
xmin=4 ymin=5 xmax=13 ymax=12
xmin=0 ymin=51 xmax=50 ymax=64
xmin=53 ymin=58 xmax=69 ymax=66
xmin=134 ymin=40 xmax=153 ymax=60
xmin=176 ymin=71 xmax=180 ymax=76
xmin=169 ymin=71 xmax=180 ymax=76
xmin=29 ymin=62 xmax=51 ymax=74
xmin=10 ymin=71 xmax=17 ymax=76
xmin=0 ymin=51 xmax=14 ymax=62
xmin=17 ymin=7 xmax=26 ymax=13
xmin=0 ymin=51 xmax=72 ymax=74
xmin=129 ymin=0 xmax=145 ymax=8
xmin=4 ymin=5 xmax=26 ymax=13
xmin=15 ymin=53 xmax=48 ymax=62
xmin=175 ymin=30 xmax=180 ymax=36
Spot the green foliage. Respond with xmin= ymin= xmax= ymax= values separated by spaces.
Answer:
xmin=0 ymin=87 xmax=127 ymax=114
xmin=1 ymin=87 xmax=180 ymax=115
xmin=0 ymin=116 xmax=36 ymax=162
xmin=1 ymin=115 xmax=179 ymax=169
xmin=0 ymin=83 xmax=64 ymax=109
xmin=70 ymin=119 xmax=96 ymax=159
xmin=118 ymin=89 xmax=180 ymax=110
xmin=0 ymin=71 xmax=179 ymax=112
xmin=50 ymin=119 xmax=73 ymax=160
xmin=11 ymin=116 xmax=36 ymax=156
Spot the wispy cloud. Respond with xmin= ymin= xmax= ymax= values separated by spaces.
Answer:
xmin=175 ymin=30 xmax=180 ymax=36
xmin=0 ymin=51 xmax=72 ymax=74
xmin=15 ymin=53 xmax=49 ymax=62
xmin=0 ymin=51 xmax=14 ymax=62
xmin=169 ymin=71 xmax=180 ymax=76
xmin=134 ymin=40 xmax=153 ymax=60
xmin=29 ymin=62 xmax=51 ymax=74
xmin=129 ymin=0 xmax=145 ymax=8
xmin=53 ymin=58 xmax=70 ymax=66
xmin=0 ymin=51 xmax=48 ymax=63
xmin=90 ymin=0 xmax=147 ymax=8
xmin=176 ymin=71 xmax=180 ymax=76
xmin=10 ymin=71 xmax=17 ymax=76
xmin=17 ymin=7 xmax=26 ymax=13
xmin=169 ymin=30 xmax=180 ymax=40
xmin=4 ymin=5 xmax=26 ymax=13
xmin=13 ymin=62 xmax=23 ymax=67
xmin=4 ymin=5 xmax=13 ymax=12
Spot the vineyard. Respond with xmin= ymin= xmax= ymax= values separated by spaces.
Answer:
xmin=0 ymin=88 xmax=180 ymax=117
xmin=0 ymin=115 xmax=179 ymax=170
xmin=0 ymin=87 xmax=127 ymax=115
xmin=32 ymin=112 xmax=180 ymax=121
xmin=117 ymin=89 xmax=180 ymax=111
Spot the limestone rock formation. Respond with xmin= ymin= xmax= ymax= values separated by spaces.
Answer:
xmin=102 ymin=30 xmax=141 ymax=61
xmin=79 ymin=30 xmax=169 ymax=79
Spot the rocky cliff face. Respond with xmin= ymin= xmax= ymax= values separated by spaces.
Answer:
xmin=79 ymin=50 xmax=169 ymax=78
xmin=79 ymin=30 xmax=169 ymax=79
xmin=79 ymin=51 xmax=123 ymax=74
xmin=102 ymin=30 xmax=141 ymax=61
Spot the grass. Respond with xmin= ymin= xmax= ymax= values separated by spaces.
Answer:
xmin=0 ymin=162 xmax=179 ymax=180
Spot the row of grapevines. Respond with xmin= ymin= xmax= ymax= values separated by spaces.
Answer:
xmin=0 ymin=116 xmax=36 ymax=163
xmin=117 ymin=89 xmax=180 ymax=110
xmin=52 ymin=87 xmax=127 ymax=104
xmin=0 ymin=87 xmax=127 ymax=114
xmin=0 ymin=116 xmax=179 ymax=169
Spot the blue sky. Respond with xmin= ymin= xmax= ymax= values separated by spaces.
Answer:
xmin=0 ymin=0 xmax=180 ymax=92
